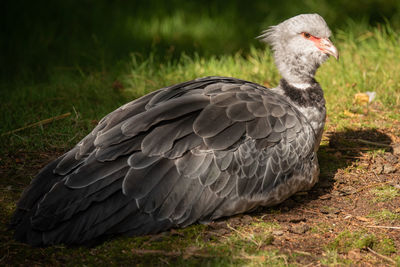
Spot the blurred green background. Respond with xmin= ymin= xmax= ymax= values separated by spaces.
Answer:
xmin=2 ymin=0 xmax=400 ymax=83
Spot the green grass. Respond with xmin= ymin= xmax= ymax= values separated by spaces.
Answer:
xmin=368 ymin=209 xmax=400 ymax=223
xmin=328 ymin=230 xmax=377 ymax=253
xmin=371 ymin=185 xmax=400 ymax=203
xmin=3 ymin=22 xmax=400 ymax=147
xmin=328 ymin=230 xmax=397 ymax=256
xmin=320 ymin=249 xmax=353 ymax=266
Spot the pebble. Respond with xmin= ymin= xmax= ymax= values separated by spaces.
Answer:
xmin=320 ymin=206 xmax=340 ymax=214
xmin=384 ymin=153 xmax=398 ymax=164
xmin=319 ymin=194 xmax=331 ymax=200
xmin=272 ymin=230 xmax=284 ymax=236
xmin=383 ymin=164 xmax=396 ymax=174
xmin=289 ymin=224 xmax=310 ymax=234
xmin=374 ymin=164 xmax=384 ymax=174
xmin=393 ymin=144 xmax=400 ymax=155
xmin=339 ymin=185 xmax=355 ymax=195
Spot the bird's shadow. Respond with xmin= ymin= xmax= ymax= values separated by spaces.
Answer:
xmin=258 ymin=128 xmax=394 ymax=214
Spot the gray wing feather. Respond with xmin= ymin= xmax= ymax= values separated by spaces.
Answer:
xmin=203 ymin=122 xmax=246 ymax=150
xmin=95 ymin=134 xmax=144 ymax=162
xmin=155 ymin=178 xmax=197 ymax=220
xmin=176 ymin=152 xmax=208 ymax=177
xmin=12 ymin=76 xmax=318 ymax=245
xmin=141 ymin=167 xmax=180 ymax=213
xmin=199 ymin=159 xmax=221 ymax=186
xmin=246 ymin=101 xmax=269 ymax=117
xmin=216 ymin=173 xmax=238 ymax=198
xmin=65 ymin=154 xmax=129 ymax=188
xmin=54 ymin=147 xmax=84 ymax=175
xmin=214 ymin=152 xmax=233 ymax=171
xmin=226 ymin=102 xmax=255 ymax=121
xmin=170 ymin=183 xmax=205 ymax=221
xmin=273 ymin=117 xmax=286 ymax=132
xmin=246 ymin=117 xmax=271 ymax=139
xmin=127 ymin=152 xmax=161 ymax=169
xmin=210 ymin=92 xmax=238 ymax=107
xmin=141 ymin=114 xmax=196 ymax=156
xmin=122 ymin=158 xmax=173 ymax=198
xmin=193 ymin=105 xmax=233 ymax=138
xmin=122 ymin=94 xmax=209 ymax=136
xmin=208 ymin=171 xmax=230 ymax=193
xmin=32 ymin=167 xmax=128 ymax=231
xmin=163 ymin=133 xmax=203 ymax=159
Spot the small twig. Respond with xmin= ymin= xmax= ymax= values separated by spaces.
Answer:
xmin=273 ymin=254 xmax=289 ymax=267
xmin=159 ymin=257 xmax=170 ymax=265
xmin=349 ymin=181 xmax=391 ymax=195
xmin=325 ymin=147 xmax=372 ymax=151
xmin=292 ymin=249 xmax=312 ymax=256
xmin=372 ymin=170 xmax=381 ymax=181
xmin=226 ymin=223 xmax=259 ymax=247
xmin=67 ymin=133 xmax=80 ymax=143
xmin=351 ymin=139 xmax=391 ymax=148
xmin=366 ymin=225 xmax=400 ymax=230
xmin=341 ymin=155 xmax=365 ymax=159
xmin=131 ymin=248 xmax=266 ymax=261
xmin=1 ymin=112 xmax=71 ymax=136
xmin=132 ymin=248 xmax=184 ymax=257
xmin=367 ymin=247 xmax=396 ymax=265
xmin=0 ymin=249 xmax=8 ymax=262
xmin=297 ymin=208 xmax=320 ymax=215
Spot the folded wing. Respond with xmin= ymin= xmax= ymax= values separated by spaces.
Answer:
xmin=11 ymin=76 xmax=316 ymax=245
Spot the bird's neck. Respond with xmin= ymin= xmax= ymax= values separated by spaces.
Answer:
xmin=279 ymin=79 xmax=325 ymax=111
xmin=277 ymin=78 xmax=326 ymax=144
xmin=275 ymin=52 xmax=320 ymax=85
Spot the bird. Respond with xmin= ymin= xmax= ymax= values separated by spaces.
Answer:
xmin=11 ymin=13 xmax=338 ymax=246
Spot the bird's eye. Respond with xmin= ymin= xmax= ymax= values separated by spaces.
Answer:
xmin=302 ymin=32 xmax=311 ymax=39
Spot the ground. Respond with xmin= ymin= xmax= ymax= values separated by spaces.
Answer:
xmin=1 ymin=115 xmax=399 ymax=266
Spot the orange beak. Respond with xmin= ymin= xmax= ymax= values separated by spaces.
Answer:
xmin=315 ymin=38 xmax=339 ymax=60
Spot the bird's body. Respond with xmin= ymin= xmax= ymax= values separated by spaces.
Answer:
xmin=11 ymin=14 xmax=338 ymax=246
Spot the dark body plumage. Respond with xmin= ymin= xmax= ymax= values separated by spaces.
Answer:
xmin=11 ymin=14 xmax=338 ymax=246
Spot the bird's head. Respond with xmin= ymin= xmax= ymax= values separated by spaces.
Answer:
xmin=259 ymin=14 xmax=338 ymax=85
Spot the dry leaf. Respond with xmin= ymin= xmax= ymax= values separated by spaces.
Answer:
xmin=355 ymin=216 xmax=370 ymax=222
xmin=354 ymin=93 xmax=370 ymax=106
xmin=343 ymin=110 xmax=357 ymax=117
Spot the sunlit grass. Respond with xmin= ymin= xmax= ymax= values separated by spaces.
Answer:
xmin=371 ymin=185 xmax=400 ymax=203
xmin=124 ymin=23 xmax=400 ymax=131
xmin=368 ymin=209 xmax=400 ymax=223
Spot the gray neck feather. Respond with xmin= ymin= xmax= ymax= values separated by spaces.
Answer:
xmin=274 ymin=51 xmax=322 ymax=85
xmin=279 ymin=79 xmax=325 ymax=111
